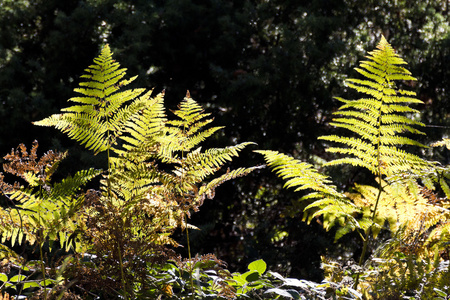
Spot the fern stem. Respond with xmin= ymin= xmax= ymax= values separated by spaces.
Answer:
xmin=355 ymin=109 xmax=385 ymax=288
xmin=185 ymin=214 xmax=195 ymax=300
xmin=105 ymin=129 xmax=128 ymax=299
xmin=356 ymin=179 xmax=382 ymax=268
xmin=38 ymin=229 xmax=48 ymax=300
xmin=117 ymin=240 xmax=129 ymax=300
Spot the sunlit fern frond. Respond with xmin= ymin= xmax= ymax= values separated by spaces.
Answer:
xmin=389 ymin=163 xmax=450 ymax=201
xmin=319 ymin=36 xmax=431 ymax=177
xmin=256 ymin=150 xmax=363 ymax=239
xmin=431 ymin=138 xmax=450 ymax=150
xmin=166 ymin=91 xmax=224 ymax=153
xmin=116 ymin=90 xmax=167 ymax=152
xmin=256 ymin=150 xmax=339 ymax=196
xmin=50 ymin=168 xmax=103 ymax=201
xmin=180 ymin=142 xmax=256 ymax=183
xmin=422 ymin=139 xmax=450 ymax=198
xmin=33 ymin=44 xmax=146 ymax=154
xmin=98 ymin=90 xmax=258 ymax=245
xmin=348 ymin=179 xmax=448 ymax=238
xmin=198 ymin=165 xmax=263 ymax=201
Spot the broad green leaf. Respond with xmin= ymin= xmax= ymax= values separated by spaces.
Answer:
xmin=231 ymin=274 xmax=247 ymax=285
xmin=9 ymin=274 xmax=26 ymax=283
xmin=248 ymin=259 xmax=267 ymax=275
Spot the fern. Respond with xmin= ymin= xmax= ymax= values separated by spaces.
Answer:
xmin=431 ymin=138 xmax=450 ymax=150
xmin=0 ymin=142 xmax=100 ymax=251
xmin=319 ymin=36 xmax=431 ymax=177
xmin=347 ymin=180 xmax=449 ymax=238
xmin=83 ymin=90 xmax=260 ymax=298
xmin=258 ymin=38 xmax=447 ymax=257
xmin=34 ymin=44 xmax=146 ymax=154
xmin=32 ymin=44 xmax=260 ymax=297
xmin=109 ymin=90 xmax=259 ymax=229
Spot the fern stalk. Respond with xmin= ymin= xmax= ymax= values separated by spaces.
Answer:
xmin=117 ymin=241 xmax=128 ymax=300
xmin=38 ymin=228 xmax=48 ymax=300
xmin=185 ymin=215 xmax=195 ymax=300
xmin=356 ymin=118 xmax=385 ymax=286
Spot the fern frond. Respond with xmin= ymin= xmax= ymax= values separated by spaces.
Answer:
xmin=431 ymin=138 xmax=450 ymax=150
xmin=199 ymin=166 xmax=264 ymax=201
xmin=348 ymin=179 xmax=448 ymax=238
xmin=50 ymin=168 xmax=102 ymax=200
xmin=34 ymin=44 xmax=146 ymax=154
xmin=319 ymin=36 xmax=430 ymax=177
xmin=166 ymin=92 xmax=224 ymax=152
xmin=256 ymin=150 xmax=340 ymax=196
xmin=0 ymin=143 xmax=100 ymax=250
xmin=256 ymin=150 xmax=362 ymax=239
xmin=114 ymin=91 xmax=167 ymax=153
xmin=181 ymin=143 xmax=256 ymax=182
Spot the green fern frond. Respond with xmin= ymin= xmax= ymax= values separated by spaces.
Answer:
xmin=33 ymin=44 xmax=146 ymax=154
xmin=319 ymin=36 xmax=430 ymax=177
xmin=166 ymin=92 xmax=224 ymax=152
xmin=391 ymin=164 xmax=450 ymax=199
xmin=113 ymin=91 xmax=167 ymax=156
xmin=256 ymin=150 xmax=363 ymax=238
xmin=199 ymin=166 xmax=263 ymax=200
xmin=90 ymin=88 xmax=259 ymax=253
xmin=0 ymin=143 xmax=100 ymax=250
xmin=182 ymin=143 xmax=256 ymax=181
xmin=256 ymin=150 xmax=340 ymax=196
xmin=431 ymin=138 xmax=450 ymax=150
xmin=50 ymin=168 xmax=102 ymax=200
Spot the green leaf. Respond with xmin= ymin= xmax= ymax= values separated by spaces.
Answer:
xmin=232 ymin=274 xmax=247 ymax=285
xmin=40 ymin=279 xmax=56 ymax=286
xmin=244 ymin=270 xmax=259 ymax=282
xmin=4 ymin=282 xmax=15 ymax=289
xmin=23 ymin=281 xmax=41 ymax=289
xmin=0 ymin=273 xmax=7 ymax=283
xmin=434 ymin=288 xmax=448 ymax=297
xmin=9 ymin=274 xmax=26 ymax=283
xmin=248 ymin=259 xmax=267 ymax=275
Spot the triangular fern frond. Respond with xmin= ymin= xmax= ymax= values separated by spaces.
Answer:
xmin=33 ymin=44 xmax=146 ymax=154
xmin=319 ymin=36 xmax=430 ymax=177
xmin=166 ymin=91 xmax=224 ymax=153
